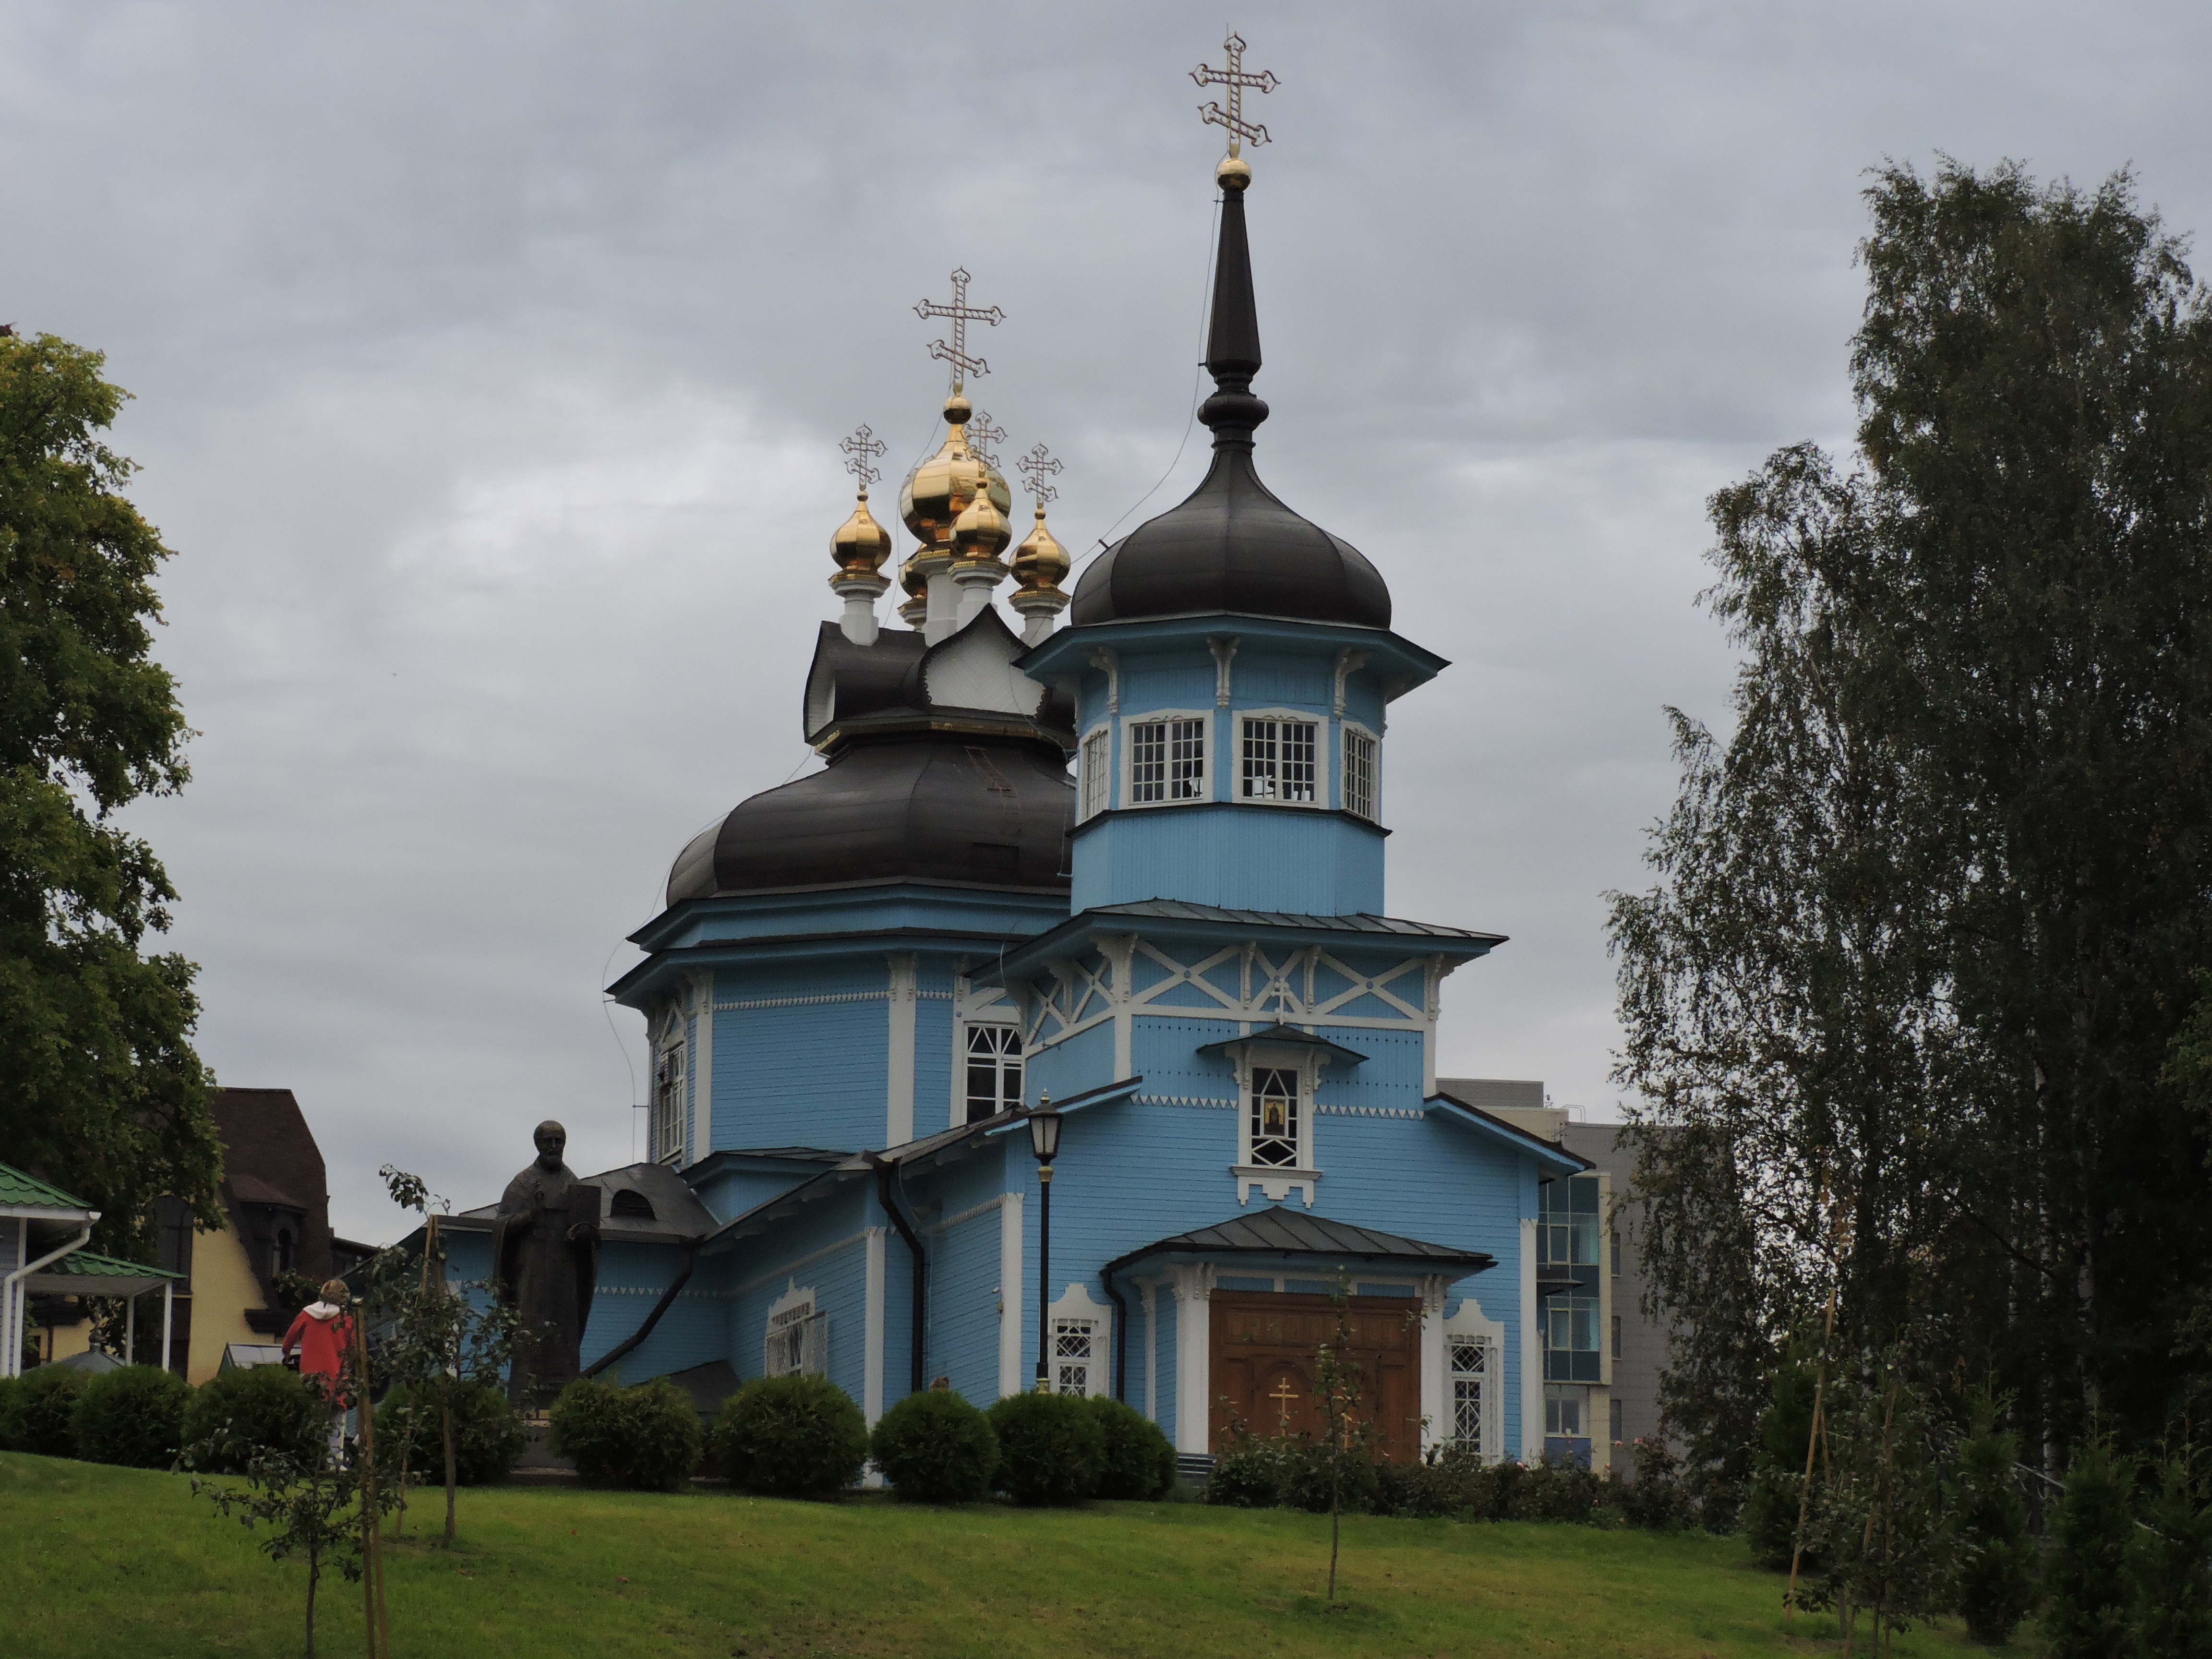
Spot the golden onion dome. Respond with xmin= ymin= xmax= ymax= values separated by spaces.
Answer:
xmin=950 ymin=469 xmax=1012 ymax=567
xmin=898 ymin=550 xmax=926 ymax=602
xmin=899 ymin=394 xmax=1010 ymax=554
xmin=829 ymin=487 xmax=893 ymax=581
xmin=1011 ymin=505 xmax=1070 ymax=592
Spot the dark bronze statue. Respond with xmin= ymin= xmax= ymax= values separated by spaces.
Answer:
xmin=493 ymin=1120 xmax=601 ymax=1409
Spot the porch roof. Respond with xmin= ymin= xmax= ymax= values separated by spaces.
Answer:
xmin=1103 ymin=1206 xmax=1494 ymax=1280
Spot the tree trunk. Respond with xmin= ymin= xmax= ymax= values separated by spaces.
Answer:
xmin=442 ymin=1394 xmax=458 ymax=1546
xmin=305 ymin=1547 xmax=320 ymax=1659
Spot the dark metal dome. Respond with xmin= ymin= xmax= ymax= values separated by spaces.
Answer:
xmin=667 ymin=732 xmax=1072 ymax=904
xmin=1069 ymin=173 xmax=1391 ymax=631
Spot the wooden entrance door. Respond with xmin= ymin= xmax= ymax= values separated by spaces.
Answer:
xmin=1209 ymin=1292 xmax=1421 ymax=1461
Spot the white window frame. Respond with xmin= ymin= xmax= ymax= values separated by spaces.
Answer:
xmin=1046 ymin=1285 xmax=1113 ymax=1397
xmin=1078 ymin=725 xmax=1111 ymax=820
xmin=764 ymin=1281 xmax=826 ymax=1379
xmin=962 ymin=1021 xmax=1023 ymax=1123
xmin=651 ymin=1018 xmax=687 ymax=1165
xmin=1120 ymin=709 xmax=1210 ymax=808
xmin=1229 ymin=1044 xmax=1322 ymax=1204
xmin=1340 ymin=721 xmax=1380 ymax=821
xmin=1235 ymin=707 xmax=1323 ymax=807
xmin=1444 ymin=1299 xmax=1506 ymax=1462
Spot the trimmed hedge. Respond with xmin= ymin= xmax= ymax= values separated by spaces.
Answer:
xmin=1086 ymin=1395 xmax=1176 ymax=1500
xmin=868 ymin=1390 xmax=998 ymax=1503
xmin=713 ymin=1374 xmax=869 ymax=1498
xmin=549 ymin=1376 xmax=702 ymax=1491
xmin=986 ymin=1390 xmax=1104 ymax=1507
xmin=2 ymin=1365 xmax=90 ymax=1457
xmin=181 ymin=1365 xmax=325 ymax=1472
xmin=376 ymin=1379 xmax=526 ymax=1486
xmin=71 ymin=1365 xmax=191 ymax=1468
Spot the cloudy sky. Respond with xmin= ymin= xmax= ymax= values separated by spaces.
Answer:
xmin=6 ymin=2 xmax=2207 ymax=1242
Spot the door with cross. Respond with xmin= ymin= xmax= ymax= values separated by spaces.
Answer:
xmin=1208 ymin=1290 xmax=1420 ymax=1461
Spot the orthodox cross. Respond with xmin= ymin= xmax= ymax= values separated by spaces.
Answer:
xmin=1193 ymin=31 xmax=1277 ymax=157
xmin=967 ymin=409 xmax=1007 ymax=467
xmin=839 ymin=424 xmax=886 ymax=491
xmin=914 ymin=266 xmax=1004 ymax=392
xmin=1016 ymin=442 xmax=1062 ymax=505
xmin=1269 ymin=1375 xmax=1300 ymax=1432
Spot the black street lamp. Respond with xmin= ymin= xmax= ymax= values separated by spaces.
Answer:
xmin=1028 ymin=1094 xmax=1062 ymax=1392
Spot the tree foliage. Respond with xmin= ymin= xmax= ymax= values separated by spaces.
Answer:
xmin=1611 ymin=160 xmax=2212 ymax=1480
xmin=0 ymin=331 xmax=216 ymax=1259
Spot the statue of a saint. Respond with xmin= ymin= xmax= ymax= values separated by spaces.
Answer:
xmin=493 ymin=1120 xmax=602 ymax=1409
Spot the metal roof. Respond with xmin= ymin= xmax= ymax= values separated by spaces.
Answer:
xmin=1109 ymin=1208 xmax=1494 ymax=1275
xmin=1084 ymin=899 xmax=1505 ymax=943
xmin=23 ymin=1250 xmax=186 ymax=1295
xmin=0 ymin=1162 xmax=95 ymax=1214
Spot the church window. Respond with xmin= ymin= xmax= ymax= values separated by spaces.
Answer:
xmin=765 ymin=1297 xmax=826 ymax=1379
xmin=1240 ymin=717 xmax=1318 ymax=803
xmin=1248 ymin=1066 xmax=1302 ymax=1167
xmin=1449 ymin=1334 xmax=1490 ymax=1450
xmin=1080 ymin=728 xmax=1110 ymax=819
xmin=1054 ymin=1318 xmax=1096 ymax=1396
xmin=964 ymin=1024 xmax=1023 ymax=1123
xmin=652 ymin=1038 xmax=686 ymax=1164
xmin=1129 ymin=717 xmax=1205 ymax=804
xmin=1342 ymin=725 xmax=1377 ymax=820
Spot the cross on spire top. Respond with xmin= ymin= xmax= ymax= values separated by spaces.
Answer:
xmin=967 ymin=409 xmax=1007 ymax=467
xmin=1017 ymin=442 xmax=1062 ymax=506
xmin=914 ymin=266 xmax=1005 ymax=393
xmin=839 ymin=424 xmax=887 ymax=492
xmin=1193 ymin=31 xmax=1277 ymax=159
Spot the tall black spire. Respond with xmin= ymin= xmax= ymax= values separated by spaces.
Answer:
xmin=1200 ymin=169 xmax=1268 ymax=450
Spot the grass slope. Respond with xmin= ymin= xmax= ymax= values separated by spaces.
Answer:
xmin=3 ymin=1452 xmax=1998 ymax=1658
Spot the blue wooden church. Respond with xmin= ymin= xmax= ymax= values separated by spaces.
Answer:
xmin=440 ymin=139 xmax=1586 ymax=1472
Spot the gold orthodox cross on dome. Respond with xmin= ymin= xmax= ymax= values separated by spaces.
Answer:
xmin=1017 ymin=442 xmax=1062 ymax=505
xmin=967 ymin=409 xmax=1007 ymax=467
xmin=840 ymin=424 xmax=886 ymax=489
xmin=914 ymin=266 xmax=1004 ymax=392
xmin=1193 ymin=31 xmax=1277 ymax=157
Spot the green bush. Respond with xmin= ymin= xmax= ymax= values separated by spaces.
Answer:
xmin=0 ymin=1376 xmax=17 ymax=1449
xmin=4 ymin=1365 xmax=90 ymax=1457
xmin=1375 ymin=1443 xmax=1485 ymax=1518
xmin=1951 ymin=1392 xmax=2038 ymax=1647
xmin=549 ymin=1376 xmax=702 ymax=1491
xmin=2046 ymin=1439 xmax=2135 ymax=1659
xmin=2132 ymin=1456 xmax=2212 ymax=1659
xmin=180 ymin=1364 xmax=325 ymax=1472
xmin=376 ymin=1380 xmax=526 ymax=1486
xmin=1205 ymin=1440 xmax=1286 ymax=1508
xmin=986 ymin=1390 xmax=1103 ymax=1507
xmin=868 ymin=1389 xmax=998 ymax=1503
xmin=713 ymin=1373 xmax=868 ymax=1498
xmin=1618 ymin=1437 xmax=1695 ymax=1530
xmin=71 ymin=1365 xmax=190 ymax=1468
xmin=1279 ymin=1438 xmax=1381 ymax=1516
xmin=1085 ymin=1395 xmax=1176 ymax=1501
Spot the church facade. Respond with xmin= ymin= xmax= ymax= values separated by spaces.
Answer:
xmin=439 ymin=142 xmax=1586 ymax=1471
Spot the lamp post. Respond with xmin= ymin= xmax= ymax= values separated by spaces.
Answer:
xmin=1028 ymin=1094 xmax=1062 ymax=1392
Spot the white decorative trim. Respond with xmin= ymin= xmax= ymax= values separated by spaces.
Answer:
xmin=1521 ymin=1214 xmax=1541 ymax=1462
xmin=1231 ymin=1164 xmax=1321 ymax=1206
xmin=1102 ymin=933 xmax=1138 ymax=1080
xmin=1331 ymin=648 xmax=1370 ymax=717
xmin=926 ymin=1191 xmax=1016 ymax=1239
xmin=864 ymin=1227 xmax=886 ymax=1424
xmin=1138 ymin=1278 xmax=1160 ymax=1421
xmin=690 ymin=971 xmax=715 ymax=1163
xmin=997 ymin=1190 xmax=1024 ymax=1400
xmin=1418 ymin=1275 xmax=1448 ymax=1455
xmin=1208 ymin=636 xmax=1239 ymax=707
xmin=886 ymin=952 xmax=917 ymax=1146
xmin=1316 ymin=1103 xmax=1423 ymax=1120
xmin=1133 ymin=1094 xmax=1238 ymax=1109
xmin=1168 ymin=1262 xmax=1216 ymax=1454
xmin=1083 ymin=646 xmax=1119 ymax=715
xmin=1446 ymin=1294 xmax=1508 ymax=1463
xmin=714 ymin=990 xmax=886 ymax=1011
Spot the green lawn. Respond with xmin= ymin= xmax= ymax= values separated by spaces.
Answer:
xmin=3 ymin=1451 xmax=2010 ymax=1658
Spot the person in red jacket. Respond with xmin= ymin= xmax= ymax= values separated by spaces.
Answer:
xmin=282 ymin=1279 xmax=357 ymax=1454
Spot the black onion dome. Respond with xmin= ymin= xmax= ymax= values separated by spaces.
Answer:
xmin=1070 ymin=452 xmax=1391 ymax=628
xmin=1069 ymin=167 xmax=1391 ymax=631
xmin=667 ymin=733 xmax=1072 ymax=904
